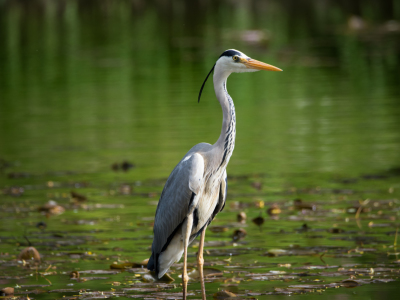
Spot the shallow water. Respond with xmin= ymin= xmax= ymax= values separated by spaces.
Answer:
xmin=1 ymin=1 xmax=400 ymax=299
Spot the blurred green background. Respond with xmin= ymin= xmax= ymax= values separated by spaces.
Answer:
xmin=0 ymin=0 xmax=399 ymax=180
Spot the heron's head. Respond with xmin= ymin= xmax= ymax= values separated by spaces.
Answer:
xmin=216 ymin=49 xmax=282 ymax=73
xmin=198 ymin=49 xmax=281 ymax=102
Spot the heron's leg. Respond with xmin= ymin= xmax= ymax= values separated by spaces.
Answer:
xmin=182 ymin=215 xmax=193 ymax=300
xmin=197 ymin=224 xmax=208 ymax=300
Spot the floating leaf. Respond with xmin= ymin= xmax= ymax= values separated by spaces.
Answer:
xmin=294 ymin=199 xmax=316 ymax=211
xmin=111 ymin=259 xmax=148 ymax=269
xmin=254 ymin=199 xmax=264 ymax=208
xmin=213 ymin=290 xmax=237 ymax=299
xmin=79 ymin=270 xmax=121 ymax=275
xmin=297 ymin=223 xmax=310 ymax=232
xmin=38 ymin=200 xmax=65 ymax=216
xmin=137 ymin=258 xmax=149 ymax=267
xmin=110 ymin=262 xmax=135 ymax=269
xmin=252 ymin=216 xmax=264 ymax=228
xmin=121 ymin=161 xmax=135 ymax=172
xmin=232 ymin=228 xmax=247 ymax=242
xmin=346 ymin=206 xmax=370 ymax=214
xmin=71 ymin=190 xmax=87 ymax=202
xmin=209 ymin=226 xmax=229 ymax=233
xmin=267 ymin=205 xmax=281 ymax=216
xmin=237 ymin=212 xmax=246 ymax=223
xmin=119 ymin=184 xmax=132 ymax=195
xmin=204 ymin=268 xmax=224 ymax=277
xmin=328 ymin=228 xmax=345 ymax=234
xmin=18 ymin=247 xmax=41 ymax=262
xmin=69 ymin=271 xmax=80 ymax=279
xmin=264 ymin=249 xmax=288 ymax=257
xmin=142 ymin=272 xmax=174 ymax=283
xmin=340 ymin=280 xmax=360 ymax=288
xmin=0 ymin=287 xmax=14 ymax=296
xmin=36 ymin=221 xmax=47 ymax=230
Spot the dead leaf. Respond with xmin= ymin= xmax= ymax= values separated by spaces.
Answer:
xmin=267 ymin=205 xmax=281 ymax=216
xmin=69 ymin=271 xmax=80 ymax=279
xmin=237 ymin=212 xmax=246 ymax=223
xmin=0 ymin=287 xmax=14 ymax=295
xmin=232 ymin=228 xmax=247 ymax=242
xmin=213 ymin=290 xmax=237 ymax=299
xmin=341 ymin=280 xmax=360 ymax=288
xmin=18 ymin=247 xmax=41 ymax=262
xmin=209 ymin=226 xmax=229 ymax=233
xmin=71 ymin=190 xmax=87 ymax=202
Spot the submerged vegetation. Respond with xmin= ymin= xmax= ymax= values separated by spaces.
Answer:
xmin=1 ymin=169 xmax=399 ymax=299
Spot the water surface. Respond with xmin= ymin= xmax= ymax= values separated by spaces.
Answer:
xmin=1 ymin=1 xmax=400 ymax=299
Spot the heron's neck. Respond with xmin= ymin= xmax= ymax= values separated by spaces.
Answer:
xmin=213 ymin=68 xmax=236 ymax=168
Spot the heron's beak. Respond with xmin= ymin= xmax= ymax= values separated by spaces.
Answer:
xmin=241 ymin=58 xmax=282 ymax=71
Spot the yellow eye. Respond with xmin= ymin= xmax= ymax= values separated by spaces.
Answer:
xmin=233 ymin=55 xmax=238 ymax=61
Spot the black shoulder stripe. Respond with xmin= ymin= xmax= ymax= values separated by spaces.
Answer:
xmin=161 ymin=218 xmax=185 ymax=253
xmin=188 ymin=192 xmax=196 ymax=208
xmin=193 ymin=208 xmax=199 ymax=228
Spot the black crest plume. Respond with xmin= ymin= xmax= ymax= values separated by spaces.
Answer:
xmin=197 ymin=50 xmax=241 ymax=102
xmin=198 ymin=64 xmax=215 ymax=103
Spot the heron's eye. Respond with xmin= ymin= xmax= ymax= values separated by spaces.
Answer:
xmin=233 ymin=55 xmax=238 ymax=61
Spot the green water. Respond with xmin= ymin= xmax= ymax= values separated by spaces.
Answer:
xmin=1 ymin=1 xmax=400 ymax=299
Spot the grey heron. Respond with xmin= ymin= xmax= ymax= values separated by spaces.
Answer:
xmin=147 ymin=49 xmax=281 ymax=299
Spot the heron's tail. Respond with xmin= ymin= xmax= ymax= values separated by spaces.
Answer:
xmin=157 ymin=233 xmax=184 ymax=278
xmin=147 ymin=253 xmax=155 ymax=272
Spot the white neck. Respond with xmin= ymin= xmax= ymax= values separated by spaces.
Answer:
xmin=212 ymin=66 xmax=236 ymax=167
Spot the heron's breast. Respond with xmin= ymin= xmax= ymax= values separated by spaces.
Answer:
xmin=192 ymin=186 xmax=218 ymax=228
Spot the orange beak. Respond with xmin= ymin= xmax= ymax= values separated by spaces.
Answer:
xmin=241 ymin=58 xmax=282 ymax=71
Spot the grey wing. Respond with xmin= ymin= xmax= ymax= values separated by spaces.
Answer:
xmin=151 ymin=153 xmax=204 ymax=255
